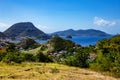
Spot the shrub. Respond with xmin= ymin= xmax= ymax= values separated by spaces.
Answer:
xmin=90 ymin=35 xmax=120 ymax=77
xmin=2 ymin=52 xmax=24 ymax=64
xmin=24 ymin=53 xmax=36 ymax=62
xmin=36 ymin=51 xmax=52 ymax=62
xmin=65 ymin=48 xmax=89 ymax=68
xmin=0 ymin=48 xmax=7 ymax=53
xmin=17 ymin=38 xmax=40 ymax=50
xmin=50 ymin=67 xmax=59 ymax=73
xmin=7 ymin=43 xmax=17 ymax=52
xmin=0 ymin=53 xmax=6 ymax=61
xmin=51 ymin=37 xmax=75 ymax=52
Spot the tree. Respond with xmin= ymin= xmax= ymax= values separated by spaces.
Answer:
xmin=3 ymin=52 xmax=24 ymax=64
xmin=36 ymin=51 xmax=52 ymax=62
xmin=24 ymin=53 xmax=36 ymax=62
xmin=50 ymin=36 xmax=75 ymax=52
xmin=91 ymin=35 xmax=120 ymax=77
xmin=65 ymin=48 xmax=89 ymax=68
xmin=7 ymin=43 xmax=17 ymax=52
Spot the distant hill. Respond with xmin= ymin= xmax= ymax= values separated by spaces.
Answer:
xmin=3 ymin=22 xmax=50 ymax=40
xmin=0 ymin=32 xmax=8 ymax=39
xmin=52 ymin=29 xmax=111 ymax=36
xmin=17 ymin=38 xmax=40 ymax=50
xmin=45 ymin=36 xmax=80 ymax=52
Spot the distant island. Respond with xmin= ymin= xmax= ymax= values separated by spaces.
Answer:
xmin=66 ymin=35 xmax=72 ymax=38
xmin=52 ymin=29 xmax=111 ymax=36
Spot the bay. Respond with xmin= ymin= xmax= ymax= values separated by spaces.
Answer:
xmin=36 ymin=36 xmax=112 ymax=47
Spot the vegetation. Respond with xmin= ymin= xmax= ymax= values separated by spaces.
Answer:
xmin=17 ymin=38 xmax=40 ymax=50
xmin=0 ymin=35 xmax=120 ymax=79
xmin=23 ymin=53 xmax=36 ymax=62
xmin=2 ymin=52 xmax=24 ymax=64
xmin=50 ymin=36 xmax=76 ymax=52
xmin=0 ymin=62 xmax=118 ymax=80
xmin=0 ymin=48 xmax=6 ymax=53
xmin=64 ymin=48 xmax=89 ymax=68
xmin=0 ymin=39 xmax=51 ymax=63
xmin=35 ymin=51 xmax=52 ymax=62
xmin=0 ymin=53 xmax=6 ymax=61
xmin=90 ymin=35 xmax=120 ymax=77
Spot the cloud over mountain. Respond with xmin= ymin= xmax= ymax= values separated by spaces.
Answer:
xmin=93 ymin=17 xmax=116 ymax=26
xmin=0 ymin=22 xmax=9 ymax=31
xmin=0 ymin=22 xmax=9 ymax=28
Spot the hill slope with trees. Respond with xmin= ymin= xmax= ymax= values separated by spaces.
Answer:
xmin=0 ymin=34 xmax=120 ymax=79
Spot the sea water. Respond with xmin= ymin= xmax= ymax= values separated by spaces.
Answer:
xmin=36 ymin=36 xmax=112 ymax=46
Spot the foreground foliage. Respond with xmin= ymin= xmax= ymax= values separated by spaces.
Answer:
xmin=90 ymin=35 xmax=120 ymax=77
xmin=64 ymin=48 xmax=89 ymax=68
xmin=0 ymin=35 xmax=120 ymax=78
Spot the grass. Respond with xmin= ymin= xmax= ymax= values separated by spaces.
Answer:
xmin=0 ymin=48 xmax=7 ymax=53
xmin=0 ymin=62 xmax=119 ymax=80
xmin=21 ymin=47 xmax=41 ymax=54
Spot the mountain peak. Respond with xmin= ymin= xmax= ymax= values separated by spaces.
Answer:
xmin=3 ymin=22 xmax=50 ymax=40
xmin=66 ymin=29 xmax=74 ymax=31
xmin=11 ymin=22 xmax=35 ymax=29
xmin=14 ymin=22 xmax=33 ymax=24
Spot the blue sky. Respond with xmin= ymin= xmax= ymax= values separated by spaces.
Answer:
xmin=0 ymin=0 xmax=120 ymax=34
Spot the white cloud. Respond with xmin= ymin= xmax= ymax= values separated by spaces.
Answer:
xmin=34 ymin=24 xmax=50 ymax=33
xmin=0 ymin=22 xmax=9 ymax=31
xmin=0 ymin=22 xmax=8 ymax=27
xmin=37 ymin=25 xmax=49 ymax=29
xmin=93 ymin=17 xmax=116 ymax=26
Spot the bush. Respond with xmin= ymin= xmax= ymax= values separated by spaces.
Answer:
xmin=17 ymin=38 xmax=40 ymax=50
xmin=36 ymin=51 xmax=52 ymax=62
xmin=50 ymin=67 xmax=59 ymax=73
xmin=90 ymin=35 xmax=120 ymax=77
xmin=65 ymin=48 xmax=89 ymax=68
xmin=0 ymin=53 xmax=6 ymax=61
xmin=24 ymin=53 xmax=36 ymax=62
xmin=2 ymin=52 xmax=24 ymax=64
xmin=7 ymin=43 xmax=17 ymax=52
xmin=51 ymin=37 xmax=75 ymax=52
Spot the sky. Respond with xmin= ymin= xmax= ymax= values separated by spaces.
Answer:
xmin=0 ymin=0 xmax=120 ymax=34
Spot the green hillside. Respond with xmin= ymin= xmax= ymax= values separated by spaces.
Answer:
xmin=0 ymin=35 xmax=120 ymax=79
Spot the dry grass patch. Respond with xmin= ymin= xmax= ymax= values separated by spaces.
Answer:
xmin=0 ymin=48 xmax=6 ymax=53
xmin=0 ymin=62 xmax=119 ymax=80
